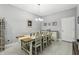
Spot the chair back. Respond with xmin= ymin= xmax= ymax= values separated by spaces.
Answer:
xmin=32 ymin=33 xmax=36 ymax=36
xmin=48 ymin=32 xmax=52 ymax=40
xmin=40 ymin=32 xmax=43 ymax=35
xmin=34 ymin=35 xmax=42 ymax=45
xmin=42 ymin=35 xmax=47 ymax=41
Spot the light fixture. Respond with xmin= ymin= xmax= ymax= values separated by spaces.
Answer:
xmin=35 ymin=18 xmax=44 ymax=21
xmin=38 ymin=18 xmax=43 ymax=21
xmin=35 ymin=18 xmax=38 ymax=21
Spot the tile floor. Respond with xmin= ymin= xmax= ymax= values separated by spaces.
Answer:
xmin=0 ymin=40 xmax=72 ymax=55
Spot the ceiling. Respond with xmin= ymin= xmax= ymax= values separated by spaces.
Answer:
xmin=11 ymin=4 xmax=77 ymax=16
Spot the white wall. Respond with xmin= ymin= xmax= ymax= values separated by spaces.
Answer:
xmin=41 ymin=8 xmax=76 ymax=39
xmin=76 ymin=5 xmax=79 ymax=39
xmin=0 ymin=4 xmax=41 ymax=44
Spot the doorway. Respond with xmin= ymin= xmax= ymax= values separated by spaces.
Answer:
xmin=61 ymin=16 xmax=75 ymax=42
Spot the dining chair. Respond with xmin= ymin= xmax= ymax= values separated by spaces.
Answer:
xmin=47 ymin=32 xmax=52 ymax=45
xmin=51 ymin=32 xmax=58 ymax=41
xmin=42 ymin=33 xmax=47 ymax=50
xmin=32 ymin=33 xmax=36 ymax=36
xmin=51 ymin=32 xmax=54 ymax=41
xmin=32 ymin=35 xmax=42 ymax=55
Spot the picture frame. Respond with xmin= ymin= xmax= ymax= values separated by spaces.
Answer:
xmin=48 ymin=23 xmax=51 ymax=26
xmin=52 ymin=22 xmax=57 ymax=26
xmin=28 ymin=20 xmax=32 ymax=27
xmin=43 ymin=23 xmax=47 ymax=26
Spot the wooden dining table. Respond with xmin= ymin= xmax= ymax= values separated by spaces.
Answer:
xmin=16 ymin=35 xmax=36 ymax=55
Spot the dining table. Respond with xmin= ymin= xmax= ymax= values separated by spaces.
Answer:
xmin=16 ymin=35 xmax=36 ymax=55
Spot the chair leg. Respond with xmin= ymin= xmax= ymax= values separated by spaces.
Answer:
xmin=46 ymin=42 xmax=47 ymax=47
xmin=35 ymin=47 xmax=37 ymax=55
xmin=40 ymin=45 xmax=42 ymax=53
xmin=43 ymin=43 xmax=44 ymax=50
xmin=42 ymin=43 xmax=44 ymax=49
xmin=48 ymin=40 xmax=50 ymax=45
xmin=43 ymin=42 xmax=47 ymax=49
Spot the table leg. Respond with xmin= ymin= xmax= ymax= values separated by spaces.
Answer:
xmin=29 ymin=41 xmax=32 ymax=55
